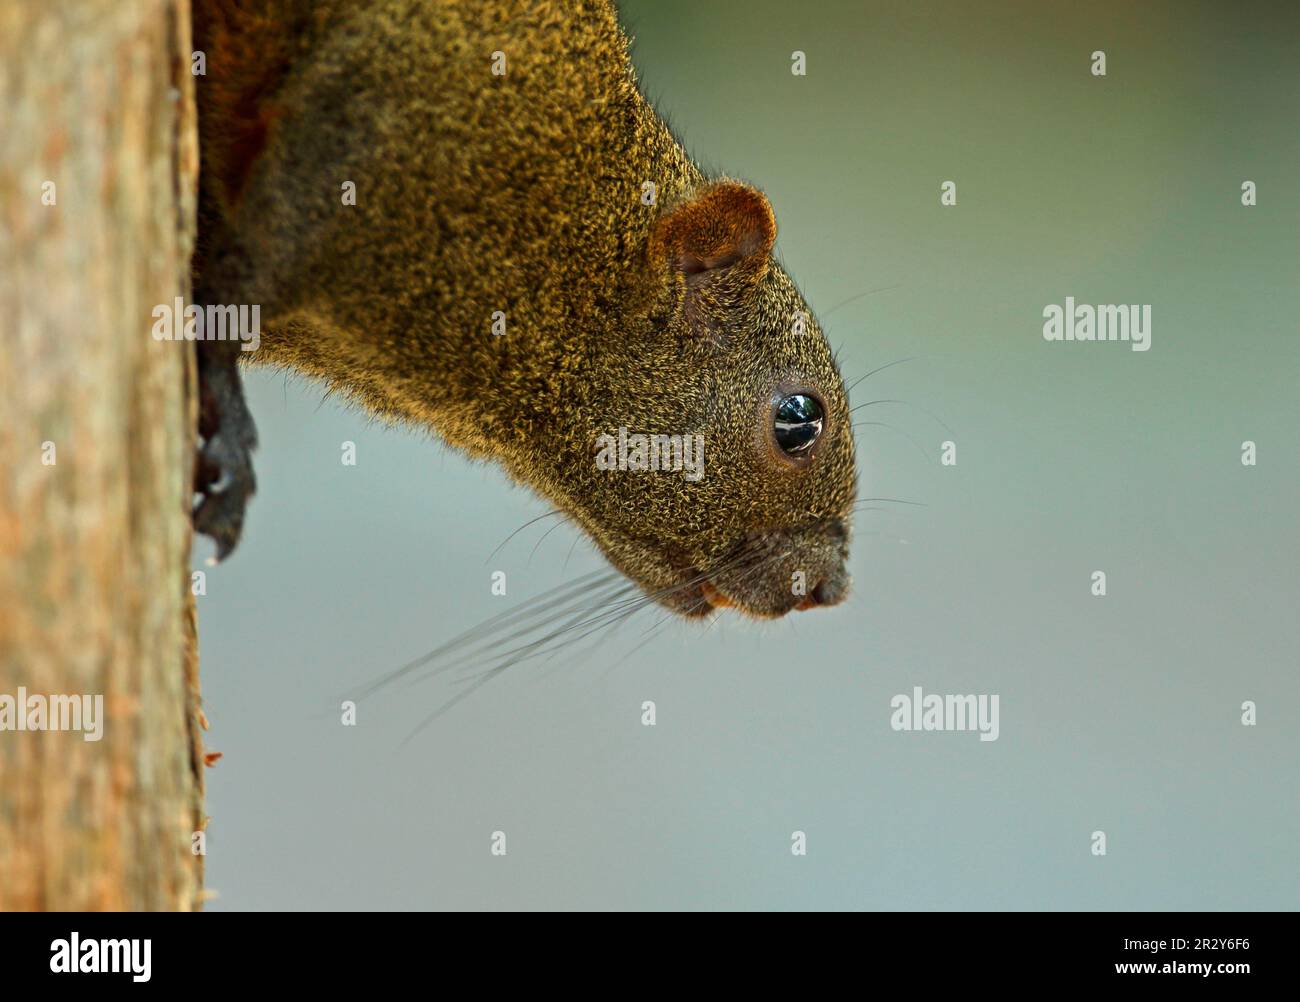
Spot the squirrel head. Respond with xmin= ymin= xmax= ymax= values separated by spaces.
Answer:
xmin=530 ymin=180 xmax=856 ymax=619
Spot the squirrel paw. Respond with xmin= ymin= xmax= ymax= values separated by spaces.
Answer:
xmin=193 ymin=344 xmax=257 ymax=563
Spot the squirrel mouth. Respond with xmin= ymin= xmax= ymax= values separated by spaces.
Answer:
xmin=656 ymin=564 xmax=729 ymax=617
xmin=627 ymin=542 xmax=822 ymax=618
xmin=696 ymin=577 xmax=816 ymax=614
xmin=698 ymin=580 xmax=735 ymax=609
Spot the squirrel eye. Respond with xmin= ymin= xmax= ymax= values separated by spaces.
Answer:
xmin=774 ymin=393 xmax=824 ymax=456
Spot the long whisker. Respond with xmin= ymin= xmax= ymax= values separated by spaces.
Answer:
xmin=851 ymin=419 xmax=931 ymax=461
xmin=443 ymin=579 xmax=642 ymax=682
xmin=533 ymin=590 xmax=653 ymax=683
xmin=400 ymin=578 xmax=688 ymax=740
xmin=528 ymin=516 xmax=571 ymax=563
xmin=845 ymin=356 xmax=917 ymax=395
xmin=351 ymin=568 xmax=618 ymax=701
xmin=453 ymin=556 xmax=747 ymax=675
xmin=400 ymin=564 xmax=690 ymax=741
xmin=416 ymin=574 xmax=641 ymax=685
xmin=821 ymin=283 xmax=902 ymax=317
xmin=385 ymin=542 xmax=804 ymax=744
xmin=851 ymin=497 xmax=927 ymax=507
xmin=562 ymin=532 xmax=585 ymax=572
xmin=443 ymin=547 xmax=768 ymax=688
xmin=398 ymin=669 xmax=506 ymax=748
xmin=484 ymin=509 xmax=564 ymax=565
xmin=449 ymin=593 xmax=632 ymax=687
xmin=848 ymin=398 xmax=955 ymax=438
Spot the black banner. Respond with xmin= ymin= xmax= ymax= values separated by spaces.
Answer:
xmin=0 ymin=911 xmax=1282 ymax=988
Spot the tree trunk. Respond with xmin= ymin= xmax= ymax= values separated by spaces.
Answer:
xmin=0 ymin=0 xmax=205 ymax=910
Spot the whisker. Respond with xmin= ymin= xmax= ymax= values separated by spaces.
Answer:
xmin=448 ymin=592 xmax=633 ymax=686
xmin=447 ymin=592 xmax=648 ymax=689
xmin=562 ymin=532 xmax=585 ymax=572
xmin=528 ymin=516 xmax=571 ymax=564
xmin=444 ymin=579 xmax=641 ymax=682
xmin=845 ymin=356 xmax=917 ymax=395
xmin=537 ymin=595 xmax=650 ymax=682
xmin=852 ymin=497 xmax=927 ymax=507
xmin=848 ymin=398 xmax=955 ymax=438
xmin=425 ymin=574 xmax=641 ymax=681
xmin=351 ymin=568 xmax=619 ymax=701
xmin=698 ymin=608 xmax=726 ymax=638
xmin=484 ymin=509 xmax=565 ymax=565
xmin=851 ymin=419 xmax=931 ymax=462
xmin=602 ymin=545 xmax=793 ymax=677
xmin=381 ymin=542 xmax=802 ymax=742
xmin=433 ymin=558 xmax=727 ymax=687
xmin=400 ymin=561 xmax=715 ymax=742
xmin=821 ymin=283 xmax=902 ymax=318
xmin=398 ymin=668 xmax=507 ymax=747
xmin=446 ymin=548 xmax=767 ymax=684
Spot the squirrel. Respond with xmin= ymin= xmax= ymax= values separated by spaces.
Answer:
xmin=191 ymin=0 xmax=857 ymax=618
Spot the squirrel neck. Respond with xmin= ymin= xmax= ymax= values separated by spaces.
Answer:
xmin=422 ymin=51 xmax=710 ymax=476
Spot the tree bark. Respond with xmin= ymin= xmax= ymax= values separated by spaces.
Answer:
xmin=0 ymin=0 xmax=205 ymax=910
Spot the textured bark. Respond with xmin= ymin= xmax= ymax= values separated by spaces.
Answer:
xmin=0 ymin=0 xmax=205 ymax=910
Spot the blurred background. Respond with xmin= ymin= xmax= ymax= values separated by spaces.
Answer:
xmin=197 ymin=0 xmax=1299 ymax=910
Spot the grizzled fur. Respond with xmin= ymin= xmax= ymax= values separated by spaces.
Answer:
xmin=194 ymin=0 xmax=856 ymax=617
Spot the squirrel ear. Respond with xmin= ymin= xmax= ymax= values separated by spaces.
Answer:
xmin=651 ymin=181 xmax=776 ymax=287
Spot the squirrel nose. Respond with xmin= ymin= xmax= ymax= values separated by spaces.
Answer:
xmin=799 ymin=567 xmax=850 ymax=610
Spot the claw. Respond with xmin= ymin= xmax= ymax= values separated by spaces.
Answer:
xmin=193 ymin=340 xmax=257 ymax=561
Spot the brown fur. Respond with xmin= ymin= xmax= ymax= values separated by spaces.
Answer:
xmin=193 ymin=0 xmax=857 ymax=617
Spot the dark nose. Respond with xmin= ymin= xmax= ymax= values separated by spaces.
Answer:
xmin=800 ymin=566 xmax=850 ymax=609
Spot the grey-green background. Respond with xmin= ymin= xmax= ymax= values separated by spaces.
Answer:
xmin=198 ymin=0 xmax=1299 ymax=910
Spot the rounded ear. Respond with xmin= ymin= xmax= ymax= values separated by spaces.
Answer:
xmin=650 ymin=181 xmax=776 ymax=287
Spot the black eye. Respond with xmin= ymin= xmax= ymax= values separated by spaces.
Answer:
xmin=774 ymin=393 xmax=824 ymax=456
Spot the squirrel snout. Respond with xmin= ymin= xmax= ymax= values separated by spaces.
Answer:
xmin=811 ymin=570 xmax=851 ymax=608
xmin=700 ymin=523 xmax=852 ymax=618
